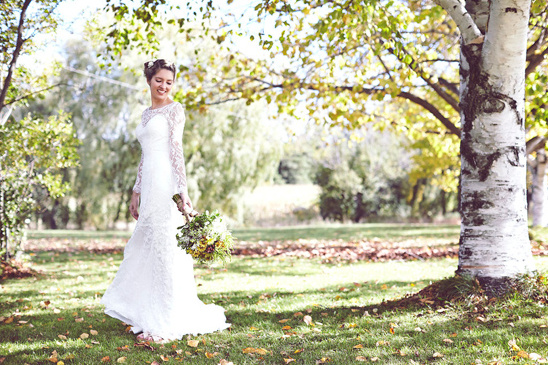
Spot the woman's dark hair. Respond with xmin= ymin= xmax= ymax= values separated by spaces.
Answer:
xmin=143 ymin=59 xmax=176 ymax=82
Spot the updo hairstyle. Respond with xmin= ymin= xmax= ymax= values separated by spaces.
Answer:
xmin=143 ymin=59 xmax=176 ymax=82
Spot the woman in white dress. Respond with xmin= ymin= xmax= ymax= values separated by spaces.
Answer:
xmin=101 ymin=59 xmax=230 ymax=342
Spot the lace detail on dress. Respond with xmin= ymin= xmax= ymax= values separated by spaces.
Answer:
xmin=132 ymin=102 xmax=188 ymax=196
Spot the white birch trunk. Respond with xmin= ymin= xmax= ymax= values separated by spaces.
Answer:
xmin=436 ymin=0 xmax=535 ymax=292
xmin=532 ymin=148 xmax=547 ymax=227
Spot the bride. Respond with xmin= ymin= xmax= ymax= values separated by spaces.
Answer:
xmin=101 ymin=59 xmax=230 ymax=342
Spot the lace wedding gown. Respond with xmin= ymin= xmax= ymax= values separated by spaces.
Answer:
xmin=101 ymin=101 xmax=230 ymax=340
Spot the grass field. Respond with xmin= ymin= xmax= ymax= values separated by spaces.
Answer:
xmin=27 ymin=223 xmax=462 ymax=243
xmin=2 ymin=226 xmax=548 ymax=364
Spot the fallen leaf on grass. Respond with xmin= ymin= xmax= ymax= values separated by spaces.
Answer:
xmin=57 ymin=335 xmax=67 ymax=340
xmin=187 ymin=340 xmax=199 ymax=348
xmin=218 ymin=360 xmax=234 ymax=365
xmin=90 ymin=330 xmax=98 ymax=335
xmin=356 ymin=356 xmax=367 ymax=362
xmin=294 ymin=312 xmax=304 ymax=317
xmin=101 ymin=356 xmax=110 ymax=362
xmin=282 ymin=326 xmax=292 ymax=330
xmin=242 ymin=347 xmax=269 ymax=355
xmin=151 ymin=362 xmax=160 ymax=365
xmin=370 ymin=357 xmax=379 ymax=362
xmin=316 ymin=357 xmax=332 ymax=364
xmin=205 ymin=352 xmax=218 ymax=358
xmin=279 ymin=319 xmax=290 ymax=323
xmin=433 ymin=352 xmax=444 ymax=358
xmin=249 ymin=326 xmax=259 ymax=331
xmin=294 ymin=348 xmax=304 ymax=354
xmin=353 ymin=344 xmax=364 ymax=349
xmin=443 ymin=338 xmax=453 ymax=344
xmin=515 ymin=350 xmax=529 ymax=359
xmin=284 ymin=358 xmax=295 ymax=364
xmin=57 ymin=361 xmax=64 ymax=365
xmin=80 ymin=333 xmax=89 ymax=339
xmin=134 ymin=342 xmax=155 ymax=351
xmin=160 ymin=355 xmax=169 ymax=361
xmin=4 ymin=317 xmax=13 ymax=324
xmin=303 ymin=315 xmax=313 ymax=326
xmin=116 ymin=357 xmax=126 ymax=363
xmin=75 ymin=318 xmax=84 ymax=323
xmin=529 ymin=353 xmax=542 ymax=361
xmin=376 ymin=341 xmax=389 ymax=347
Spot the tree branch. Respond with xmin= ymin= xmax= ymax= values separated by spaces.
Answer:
xmin=0 ymin=0 xmax=32 ymax=112
xmin=525 ymin=45 xmax=548 ymax=76
xmin=398 ymin=91 xmax=460 ymax=135
xmin=434 ymin=0 xmax=483 ymax=45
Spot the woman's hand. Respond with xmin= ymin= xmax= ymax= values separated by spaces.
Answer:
xmin=176 ymin=193 xmax=193 ymax=214
xmin=130 ymin=192 xmax=140 ymax=220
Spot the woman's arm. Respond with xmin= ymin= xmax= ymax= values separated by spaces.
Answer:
xmin=168 ymin=103 xmax=193 ymax=212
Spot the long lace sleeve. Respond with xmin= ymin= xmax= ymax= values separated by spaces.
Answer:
xmin=167 ymin=102 xmax=188 ymax=197
xmin=133 ymin=153 xmax=144 ymax=193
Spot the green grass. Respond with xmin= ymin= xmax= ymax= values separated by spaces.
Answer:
xmin=27 ymin=223 xmax=462 ymax=243
xmin=2 ymin=247 xmax=548 ymax=364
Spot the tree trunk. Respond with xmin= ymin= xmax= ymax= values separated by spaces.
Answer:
xmin=532 ymin=147 xmax=547 ymax=227
xmin=456 ymin=0 xmax=535 ymax=293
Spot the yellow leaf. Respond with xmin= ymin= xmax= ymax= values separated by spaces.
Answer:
xmin=353 ymin=344 xmax=364 ymax=349
xmin=433 ymin=352 xmax=444 ymax=358
xmin=389 ymin=327 xmax=395 ymax=334
xmin=278 ymin=319 xmax=290 ymax=323
xmin=90 ymin=330 xmax=98 ymax=336
xmin=187 ymin=340 xmax=199 ymax=348
xmin=356 ymin=356 xmax=367 ymax=362
xmin=160 ymin=355 xmax=169 ymax=361
xmin=242 ymin=347 xmax=255 ymax=354
xmin=249 ymin=326 xmax=259 ymax=331
xmin=116 ymin=357 xmax=126 ymax=363
xmin=284 ymin=358 xmax=295 ymax=364
xmin=294 ymin=348 xmax=304 ymax=354
xmin=80 ymin=333 xmax=89 ymax=339
xmin=184 ymin=351 xmax=191 ymax=356
xmin=293 ymin=312 xmax=303 ymax=317
xmin=516 ymin=350 xmax=529 ymax=359
xmin=348 ymin=323 xmax=357 ymax=328
xmin=57 ymin=362 xmax=64 ymax=365
xmin=57 ymin=335 xmax=67 ymax=340
xmin=4 ymin=317 xmax=13 ymax=324
xmin=205 ymin=351 xmax=218 ymax=358
xmin=282 ymin=325 xmax=292 ymax=330
xmin=255 ymin=348 xmax=268 ymax=355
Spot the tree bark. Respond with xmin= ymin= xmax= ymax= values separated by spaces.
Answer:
xmin=532 ymin=147 xmax=547 ymax=227
xmin=436 ymin=0 xmax=536 ymax=293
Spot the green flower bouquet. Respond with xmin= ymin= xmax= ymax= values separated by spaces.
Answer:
xmin=172 ymin=195 xmax=234 ymax=265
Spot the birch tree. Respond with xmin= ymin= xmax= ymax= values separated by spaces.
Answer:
xmin=434 ymin=0 xmax=535 ymax=290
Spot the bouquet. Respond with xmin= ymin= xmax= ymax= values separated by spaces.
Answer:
xmin=172 ymin=195 xmax=234 ymax=265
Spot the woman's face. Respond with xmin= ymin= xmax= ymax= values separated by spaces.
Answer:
xmin=148 ymin=68 xmax=174 ymax=102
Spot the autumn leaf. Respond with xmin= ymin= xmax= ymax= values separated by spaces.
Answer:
xmin=205 ymin=352 xmax=218 ymax=358
xmin=249 ymin=326 xmax=259 ymax=330
xmin=279 ymin=319 xmax=290 ymax=323
xmin=90 ymin=330 xmax=98 ymax=336
xmin=57 ymin=361 xmax=65 ymax=365
xmin=101 ymin=356 xmax=110 ymax=362
xmin=283 ymin=358 xmax=295 ymax=364
xmin=371 ymin=357 xmax=379 ymax=362
xmin=187 ymin=340 xmax=199 ymax=348
xmin=219 ymin=360 xmax=234 ymax=365
xmin=294 ymin=348 xmax=304 ymax=354
xmin=282 ymin=325 xmax=292 ymax=330
xmin=242 ymin=347 xmax=269 ymax=355
xmin=57 ymin=335 xmax=67 ymax=340
xmin=303 ymin=315 xmax=313 ymax=326
xmin=80 ymin=333 xmax=89 ymax=339
xmin=75 ymin=318 xmax=84 ymax=323
xmin=389 ymin=327 xmax=395 ymax=334
xmin=160 ymin=355 xmax=169 ymax=361
xmin=516 ymin=350 xmax=529 ymax=359
xmin=294 ymin=312 xmax=304 ymax=317
xmin=4 ymin=317 xmax=13 ymax=324
xmin=316 ymin=357 xmax=332 ymax=364
xmin=116 ymin=357 xmax=126 ymax=363
xmin=356 ymin=356 xmax=367 ymax=362
xmin=353 ymin=344 xmax=364 ymax=349
xmin=432 ymin=352 xmax=444 ymax=358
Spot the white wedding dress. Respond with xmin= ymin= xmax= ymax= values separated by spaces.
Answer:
xmin=101 ymin=101 xmax=230 ymax=340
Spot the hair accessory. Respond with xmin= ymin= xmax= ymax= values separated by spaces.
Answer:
xmin=146 ymin=60 xmax=155 ymax=68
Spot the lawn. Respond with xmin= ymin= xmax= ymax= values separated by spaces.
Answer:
xmin=1 ymin=226 xmax=548 ymax=364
